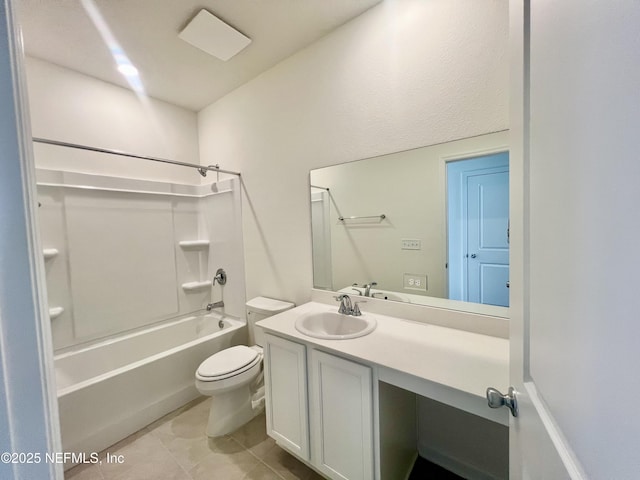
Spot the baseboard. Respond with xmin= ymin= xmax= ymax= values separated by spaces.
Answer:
xmin=63 ymin=386 xmax=200 ymax=470
xmin=403 ymin=452 xmax=419 ymax=480
xmin=418 ymin=446 xmax=502 ymax=480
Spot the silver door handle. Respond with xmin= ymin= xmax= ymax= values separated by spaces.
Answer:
xmin=486 ymin=386 xmax=518 ymax=417
xmin=506 ymin=281 xmax=510 ymax=288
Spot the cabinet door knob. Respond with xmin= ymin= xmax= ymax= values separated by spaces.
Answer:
xmin=486 ymin=386 xmax=518 ymax=417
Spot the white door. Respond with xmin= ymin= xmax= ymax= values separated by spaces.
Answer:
xmin=447 ymin=153 xmax=509 ymax=306
xmin=466 ymin=166 xmax=509 ymax=307
xmin=506 ymin=1 xmax=640 ymax=479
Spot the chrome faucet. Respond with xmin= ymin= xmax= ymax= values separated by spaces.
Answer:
xmin=335 ymin=294 xmax=353 ymax=314
xmin=352 ymin=282 xmax=377 ymax=297
xmin=206 ymin=300 xmax=224 ymax=311
xmin=363 ymin=282 xmax=377 ymax=297
xmin=334 ymin=294 xmax=365 ymax=316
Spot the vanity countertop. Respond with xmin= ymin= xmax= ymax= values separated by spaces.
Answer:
xmin=256 ymin=301 xmax=510 ymax=423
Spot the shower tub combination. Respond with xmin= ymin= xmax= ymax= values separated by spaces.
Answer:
xmin=55 ymin=311 xmax=246 ymax=462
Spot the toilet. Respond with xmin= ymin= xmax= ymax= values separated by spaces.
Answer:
xmin=195 ymin=296 xmax=294 ymax=437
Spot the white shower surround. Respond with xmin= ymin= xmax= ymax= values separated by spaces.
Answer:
xmin=56 ymin=311 xmax=247 ymax=468
xmin=37 ymin=169 xmax=246 ymax=350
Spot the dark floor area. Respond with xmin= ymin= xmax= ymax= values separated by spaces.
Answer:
xmin=408 ymin=456 xmax=465 ymax=480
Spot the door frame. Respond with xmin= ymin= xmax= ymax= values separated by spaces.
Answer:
xmin=0 ymin=1 xmax=62 ymax=478
xmin=310 ymin=188 xmax=333 ymax=290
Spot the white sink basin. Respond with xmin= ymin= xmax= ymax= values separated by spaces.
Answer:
xmin=337 ymin=287 xmax=411 ymax=303
xmin=370 ymin=290 xmax=411 ymax=302
xmin=295 ymin=311 xmax=377 ymax=340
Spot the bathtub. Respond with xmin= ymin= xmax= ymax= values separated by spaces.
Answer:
xmin=55 ymin=311 xmax=247 ymax=463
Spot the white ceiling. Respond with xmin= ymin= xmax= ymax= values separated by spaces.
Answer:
xmin=17 ymin=0 xmax=382 ymax=111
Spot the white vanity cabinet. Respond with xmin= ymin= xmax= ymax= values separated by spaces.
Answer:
xmin=263 ymin=333 xmax=374 ymax=480
xmin=309 ymin=349 xmax=374 ymax=480
xmin=263 ymin=333 xmax=310 ymax=460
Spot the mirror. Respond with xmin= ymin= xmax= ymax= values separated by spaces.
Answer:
xmin=310 ymin=130 xmax=510 ymax=316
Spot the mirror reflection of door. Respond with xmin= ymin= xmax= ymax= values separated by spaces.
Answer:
xmin=447 ymin=152 xmax=509 ymax=307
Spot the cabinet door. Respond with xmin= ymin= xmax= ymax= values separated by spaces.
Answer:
xmin=310 ymin=349 xmax=374 ymax=480
xmin=263 ymin=333 xmax=309 ymax=460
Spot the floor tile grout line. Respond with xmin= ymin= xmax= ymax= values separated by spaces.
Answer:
xmin=98 ymin=426 xmax=179 ymax=480
xmin=143 ymin=399 xmax=216 ymax=479
xmin=229 ymin=430 xmax=280 ymax=477
xmin=243 ymin=445 xmax=287 ymax=480
xmin=181 ymin=434 xmax=256 ymax=479
xmin=68 ymin=461 xmax=107 ymax=480
xmin=155 ymin=430 xmax=193 ymax=480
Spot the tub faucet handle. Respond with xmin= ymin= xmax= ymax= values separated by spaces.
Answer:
xmin=212 ymin=268 xmax=227 ymax=286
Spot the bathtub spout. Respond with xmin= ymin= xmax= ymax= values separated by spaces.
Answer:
xmin=206 ymin=301 xmax=224 ymax=311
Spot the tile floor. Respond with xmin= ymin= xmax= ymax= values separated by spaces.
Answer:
xmin=65 ymin=397 xmax=325 ymax=480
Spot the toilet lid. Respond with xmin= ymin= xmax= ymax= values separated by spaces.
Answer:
xmin=197 ymin=345 xmax=259 ymax=378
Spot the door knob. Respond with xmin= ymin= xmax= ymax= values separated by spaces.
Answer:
xmin=486 ymin=386 xmax=518 ymax=417
xmin=470 ymin=254 xmax=477 ymax=258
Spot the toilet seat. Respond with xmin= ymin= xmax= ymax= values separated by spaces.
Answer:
xmin=196 ymin=345 xmax=261 ymax=382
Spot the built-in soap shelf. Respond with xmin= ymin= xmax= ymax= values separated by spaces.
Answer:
xmin=181 ymin=281 xmax=211 ymax=292
xmin=43 ymin=248 xmax=59 ymax=260
xmin=49 ymin=306 xmax=64 ymax=319
xmin=179 ymin=240 xmax=210 ymax=249
xmin=180 ymin=241 xmax=210 ymax=291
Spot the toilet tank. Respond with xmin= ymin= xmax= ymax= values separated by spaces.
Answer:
xmin=246 ymin=296 xmax=295 ymax=346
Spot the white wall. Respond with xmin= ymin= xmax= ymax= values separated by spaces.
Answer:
xmin=312 ymin=145 xmax=445 ymax=297
xmin=417 ymin=396 xmax=508 ymax=479
xmin=198 ymin=0 xmax=509 ymax=306
xmin=25 ymin=57 xmax=200 ymax=185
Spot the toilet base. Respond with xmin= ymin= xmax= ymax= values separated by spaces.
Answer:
xmin=206 ymin=384 xmax=263 ymax=437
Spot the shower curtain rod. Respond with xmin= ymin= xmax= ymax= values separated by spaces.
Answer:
xmin=32 ymin=137 xmax=241 ymax=177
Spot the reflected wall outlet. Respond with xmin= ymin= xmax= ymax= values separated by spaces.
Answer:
xmin=403 ymin=273 xmax=427 ymax=291
xmin=401 ymin=238 xmax=421 ymax=250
